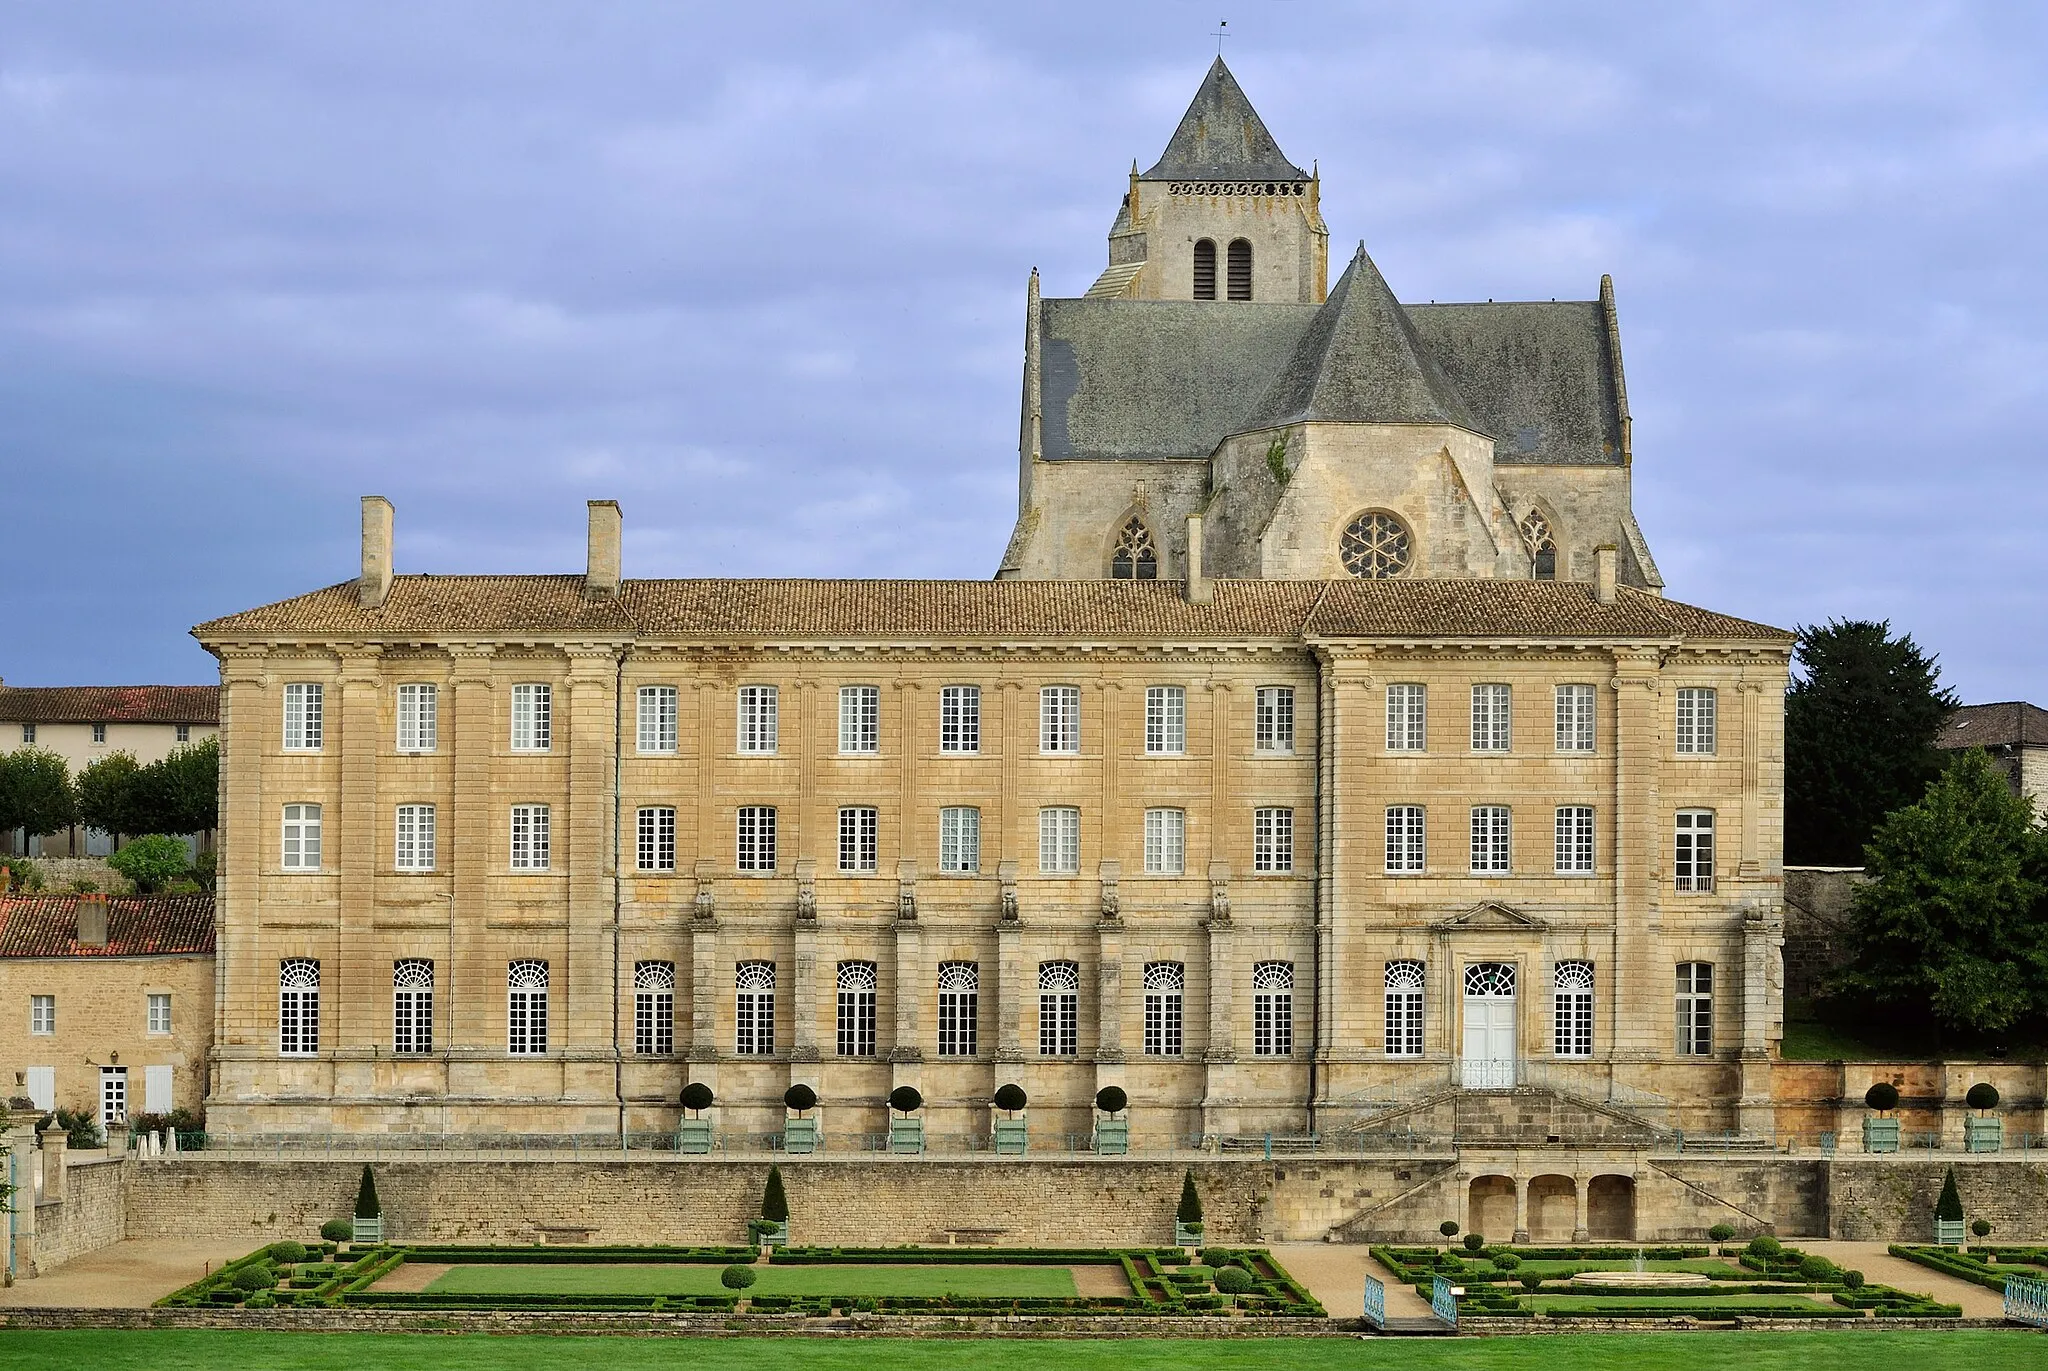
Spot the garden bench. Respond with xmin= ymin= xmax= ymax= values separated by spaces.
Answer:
xmin=941 ymin=1227 xmax=1011 ymax=1245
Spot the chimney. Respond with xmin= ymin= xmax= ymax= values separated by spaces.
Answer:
xmin=1185 ymin=513 xmax=1213 ymax=605
xmin=358 ymin=496 xmax=394 ymax=610
xmin=75 ymin=892 xmax=108 ymax=948
xmin=586 ymin=500 xmax=622 ymax=599
xmin=1594 ymin=544 xmax=1618 ymax=605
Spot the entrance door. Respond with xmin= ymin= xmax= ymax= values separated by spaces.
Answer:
xmin=100 ymin=1066 xmax=128 ymax=1136
xmin=1460 ymin=963 xmax=1517 ymax=1088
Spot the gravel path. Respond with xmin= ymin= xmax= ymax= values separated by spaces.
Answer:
xmin=0 ymin=1238 xmax=257 ymax=1308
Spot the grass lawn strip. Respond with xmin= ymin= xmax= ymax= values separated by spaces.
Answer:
xmin=1528 ymin=1293 xmax=1842 ymax=1313
xmin=420 ymin=1262 xmax=1083 ymax=1298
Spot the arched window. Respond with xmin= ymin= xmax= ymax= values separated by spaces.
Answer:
xmin=938 ymin=962 xmax=979 ymax=1057
xmin=1143 ymin=961 xmax=1185 ymax=1056
xmin=1384 ymin=960 xmax=1424 ymax=1057
xmin=1521 ymin=510 xmax=1557 ymax=580
xmin=1340 ymin=511 xmax=1413 ymax=578
xmin=507 ymin=959 xmax=549 ymax=1056
xmin=736 ymin=960 xmax=776 ymax=1055
xmin=1227 ymin=238 xmax=1252 ymax=300
xmin=1110 ymin=516 xmax=1157 ymax=579
xmin=279 ymin=958 xmax=320 ymax=1057
xmin=1038 ymin=960 xmax=1079 ymax=1056
xmin=393 ymin=958 xmax=433 ymax=1055
xmin=1553 ymin=960 xmax=1593 ymax=1058
xmin=634 ymin=960 xmax=675 ymax=1055
xmin=1193 ymin=239 xmax=1217 ymax=300
xmin=836 ymin=960 xmax=877 ymax=1057
xmin=1253 ymin=960 xmax=1293 ymax=1057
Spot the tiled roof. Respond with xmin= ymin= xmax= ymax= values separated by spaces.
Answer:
xmin=0 ymin=685 xmax=219 ymax=725
xmin=0 ymin=894 xmax=215 ymax=958
xmin=1939 ymin=701 xmax=2048 ymax=751
xmin=196 ymin=576 xmax=1790 ymax=646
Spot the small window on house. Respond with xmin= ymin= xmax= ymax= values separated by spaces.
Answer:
xmin=1384 ymin=960 xmax=1425 ymax=1056
xmin=283 ymin=683 xmax=323 ymax=750
xmin=1253 ymin=961 xmax=1293 ymax=1056
xmin=937 ymin=962 xmax=979 ymax=1057
xmin=1143 ymin=961 xmax=1185 ymax=1056
xmin=1145 ymin=685 xmax=1186 ymax=754
xmin=838 ymin=806 xmax=878 ymax=873
xmin=1470 ymin=805 xmax=1511 ymax=873
xmin=510 ymin=804 xmax=551 ymax=870
xmin=839 ymin=685 xmax=880 ymax=754
xmin=147 ymin=992 xmax=171 ymax=1035
xmin=1385 ymin=805 xmax=1425 ymax=873
xmin=1677 ymin=687 xmax=1718 ymax=755
xmin=939 ymin=806 xmax=981 ymax=874
xmin=30 ymin=994 xmax=54 ymax=1035
xmin=1110 ymin=517 xmax=1158 ymax=580
xmin=637 ymin=685 xmax=677 ymax=754
xmin=510 ymin=683 xmax=551 ymax=752
xmin=1471 ymin=684 xmax=1511 ymax=751
xmin=836 ymin=960 xmax=877 ymax=1057
xmin=21 ymin=724 xmax=35 ymax=744
xmin=1226 ymin=238 xmax=1252 ymax=300
xmin=737 ymin=806 xmax=777 ymax=872
xmin=1193 ymin=238 xmax=1217 ymax=300
xmin=1554 ymin=806 xmax=1595 ymax=874
xmin=735 ymin=961 xmax=776 ymax=1055
xmin=1386 ymin=684 xmax=1426 ymax=750
xmin=174 ymin=723 xmax=190 ymax=743
xmin=1255 ymin=686 xmax=1294 ymax=753
xmin=940 ymin=685 xmax=980 ymax=753
xmin=91 ymin=722 xmax=107 ymax=744
xmin=1039 ymin=806 xmax=1080 ymax=874
xmin=1041 ymin=686 xmax=1081 ymax=752
xmin=633 ymin=960 xmax=675 ymax=1055
xmin=1253 ymin=807 xmax=1293 ymax=873
xmin=1555 ymin=684 xmax=1595 ymax=752
xmin=507 ymin=959 xmax=549 ymax=1055
xmin=281 ymin=804 xmax=322 ymax=871
xmin=279 ymin=959 xmax=320 ymax=1056
xmin=1038 ymin=961 xmax=1079 ymax=1056
xmin=1143 ymin=808 xmax=1186 ymax=874
xmin=398 ymin=683 xmax=438 ymax=752
xmin=395 ymin=804 xmax=436 ymax=872
xmin=393 ymin=959 xmax=434 ymax=1054
xmin=637 ymin=806 xmax=677 ymax=872
xmin=737 ymin=685 xmax=778 ymax=754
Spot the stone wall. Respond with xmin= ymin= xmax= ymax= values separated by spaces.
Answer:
xmin=1782 ymin=866 xmax=1862 ymax=1000
xmin=1825 ymin=1156 xmax=2048 ymax=1241
xmin=31 ymin=1154 xmax=126 ymax=1275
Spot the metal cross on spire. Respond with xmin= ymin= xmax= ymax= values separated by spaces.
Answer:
xmin=1213 ymin=18 xmax=1229 ymax=55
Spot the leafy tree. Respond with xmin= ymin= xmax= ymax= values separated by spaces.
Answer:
xmin=107 ymin=835 xmax=191 ymax=893
xmin=75 ymin=751 xmax=142 ymax=840
xmin=1785 ymin=620 xmax=1958 ymax=866
xmin=1837 ymin=750 xmax=2048 ymax=1035
xmin=127 ymin=738 xmax=218 ymax=836
xmin=761 ymin=1164 xmax=788 ymax=1222
xmin=0 ymin=747 xmax=76 ymax=839
xmin=720 ymin=1264 xmax=756 ymax=1290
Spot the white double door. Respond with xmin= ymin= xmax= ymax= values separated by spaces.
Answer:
xmin=1461 ymin=993 xmax=1517 ymax=1089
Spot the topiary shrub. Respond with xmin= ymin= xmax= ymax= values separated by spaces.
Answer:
xmin=1463 ymin=1233 xmax=1485 ymax=1252
xmin=1966 ymin=1082 xmax=2000 ymax=1111
xmin=720 ymin=1264 xmax=757 ymax=1290
xmin=1936 ymin=1166 xmax=1965 ymax=1222
xmin=266 ymin=1241 xmax=308 ymax=1265
xmin=231 ymin=1263 xmax=278 ymax=1293
xmin=1177 ymin=1171 xmax=1204 ymax=1226
xmin=354 ymin=1165 xmax=381 ymax=1220
xmin=1215 ymin=1266 xmax=1253 ymax=1295
xmin=243 ymin=1291 xmax=277 ymax=1309
xmin=994 ymin=1083 xmax=1027 ymax=1114
xmin=681 ymin=1082 xmax=715 ymax=1112
xmin=319 ymin=1218 xmax=352 ymax=1243
xmin=1746 ymin=1236 xmax=1783 ymax=1259
xmin=1520 ymin=1273 xmax=1543 ymax=1293
xmin=1798 ymin=1254 xmax=1837 ymax=1281
xmin=1491 ymin=1252 xmax=1521 ymax=1271
xmin=889 ymin=1085 xmax=923 ymax=1114
xmin=761 ymin=1164 xmax=789 ymax=1222
xmin=1095 ymin=1086 xmax=1127 ymax=1115
xmin=1865 ymin=1082 xmax=1900 ymax=1112
xmin=1843 ymin=1270 xmax=1865 ymax=1290
xmin=1439 ymin=1220 xmax=1460 ymax=1238
xmin=783 ymin=1084 xmax=817 ymax=1113
xmin=1708 ymin=1222 xmax=1736 ymax=1242
xmin=1971 ymin=1218 xmax=1993 ymax=1238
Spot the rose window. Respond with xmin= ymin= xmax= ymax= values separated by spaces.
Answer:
xmin=1340 ymin=511 xmax=1412 ymax=578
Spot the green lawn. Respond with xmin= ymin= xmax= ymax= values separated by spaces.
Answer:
xmin=1 ymin=1332 xmax=2042 ymax=1371
xmin=1527 ymin=1293 xmax=1840 ymax=1313
xmin=420 ymin=1262 xmax=1088 ymax=1298
xmin=1499 ymin=1258 xmax=1746 ymax=1278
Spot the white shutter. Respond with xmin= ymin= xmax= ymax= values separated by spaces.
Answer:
xmin=145 ymin=1064 xmax=173 ymax=1114
xmin=26 ymin=1065 xmax=55 ymax=1111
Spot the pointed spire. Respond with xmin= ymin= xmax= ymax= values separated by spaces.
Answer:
xmin=1142 ymin=57 xmax=1306 ymax=181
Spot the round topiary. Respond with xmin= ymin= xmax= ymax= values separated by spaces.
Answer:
xmin=1843 ymin=1270 xmax=1865 ymax=1290
xmin=1747 ymin=1235 xmax=1783 ymax=1259
xmin=1520 ymin=1273 xmax=1543 ymax=1293
xmin=994 ymin=1083 xmax=1028 ymax=1113
xmin=1492 ymin=1252 xmax=1521 ymax=1271
xmin=1708 ymin=1223 xmax=1736 ymax=1242
xmin=1797 ymin=1254 xmax=1837 ymax=1281
xmin=1215 ymin=1266 xmax=1254 ymax=1295
xmin=319 ymin=1219 xmax=352 ymax=1243
xmin=1439 ymin=1220 xmax=1460 ymax=1238
xmin=266 ymin=1240 xmax=309 ymax=1265
xmin=1096 ymin=1086 xmax=1128 ymax=1114
xmin=1972 ymin=1218 xmax=1993 ymax=1238
xmin=784 ymin=1084 xmax=818 ymax=1113
xmin=1864 ymin=1082 xmax=1900 ymax=1112
xmin=888 ymin=1085 xmax=923 ymax=1114
xmin=231 ymin=1263 xmax=278 ymax=1293
xmin=1966 ymin=1082 xmax=2000 ymax=1111
xmin=1463 ymin=1233 xmax=1484 ymax=1251
xmin=720 ymin=1264 xmax=758 ymax=1291
xmin=681 ymin=1082 xmax=715 ymax=1112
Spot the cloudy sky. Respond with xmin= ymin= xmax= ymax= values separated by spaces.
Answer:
xmin=3 ymin=2 xmax=2044 ymax=700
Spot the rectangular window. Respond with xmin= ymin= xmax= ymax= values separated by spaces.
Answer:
xmin=507 ymin=960 xmax=549 ymax=1055
xmin=636 ymin=806 xmax=677 ymax=872
xmin=1385 ymin=806 xmax=1425 ymax=873
xmin=1676 ymin=962 xmax=1713 ymax=1055
xmin=91 ymin=722 xmax=107 ymax=744
xmin=1554 ymin=683 xmax=1595 ymax=752
xmin=634 ymin=961 xmax=676 ymax=1055
xmin=1038 ymin=962 xmax=1079 ymax=1056
xmin=398 ymin=683 xmax=439 ymax=752
xmin=737 ymin=806 xmax=777 ymax=872
xmin=939 ymin=806 xmax=981 ymax=874
xmin=839 ymin=685 xmax=880 ymax=754
xmin=281 ymin=803 xmax=322 ymax=871
xmin=1470 ymin=684 xmax=1511 ymax=751
xmin=1143 ymin=962 xmax=1184 ymax=1056
xmin=1252 ymin=961 xmax=1293 ymax=1056
xmin=1677 ymin=687 xmax=1718 ymax=755
xmin=174 ymin=724 xmax=190 ymax=744
xmin=1554 ymin=961 xmax=1594 ymax=1058
xmin=1554 ymin=806 xmax=1595 ymax=875
xmin=1039 ymin=806 xmax=1080 ymax=874
xmin=836 ymin=961 xmax=877 ymax=1057
xmin=940 ymin=685 xmax=980 ymax=753
xmin=1145 ymin=685 xmax=1186 ymax=754
xmin=1143 ymin=808 xmax=1185 ymax=874
xmin=30 ymin=994 xmax=54 ymax=1035
xmin=510 ymin=683 xmax=551 ymax=752
xmin=1253 ymin=807 xmax=1293 ymax=873
xmin=147 ymin=992 xmax=171 ymax=1035
xmin=393 ymin=959 xmax=434 ymax=1055
xmin=737 ymin=685 xmax=778 ymax=754
xmin=395 ymin=804 xmax=436 ymax=872
xmin=1040 ymin=685 xmax=1080 ymax=753
xmin=937 ymin=962 xmax=979 ymax=1057
xmin=1675 ymin=810 xmax=1715 ymax=892
xmin=510 ymin=804 xmax=551 ymax=870
xmin=735 ymin=962 xmax=776 ymax=1055
xmin=279 ymin=959 xmax=320 ymax=1057
xmin=21 ymin=723 xmax=34 ymax=744
xmin=1386 ymin=683 xmax=1426 ymax=751
xmin=838 ymin=806 xmax=878 ymax=873
xmin=283 ymin=683 xmax=323 ymax=751
xmin=637 ymin=685 xmax=678 ymax=754
xmin=1470 ymin=806 xmax=1511 ymax=873
xmin=144 ymin=1063 xmax=172 ymax=1115
xmin=1255 ymin=686 xmax=1295 ymax=753
xmin=1384 ymin=961 xmax=1424 ymax=1057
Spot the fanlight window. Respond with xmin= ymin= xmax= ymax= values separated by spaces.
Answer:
xmin=1463 ymin=962 xmax=1517 ymax=997
xmin=1111 ymin=517 xmax=1158 ymax=580
xmin=1252 ymin=961 xmax=1294 ymax=991
xmin=1520 ymin=510 xmax=1557 ymax=580
xmin=1038 ymin=961 xmax=1080 ymax=992
xmin=1340 ymin=511 xmax=1412 ymax=578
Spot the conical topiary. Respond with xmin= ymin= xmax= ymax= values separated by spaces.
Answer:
xmin=1936 ymin=1166 xmax=1964 ymax=1222
xmin=1177 ymin=1170 xmax=1203 ymax=1225
xmin=762 ymin=1164 xmax=789 ymax=1223
xmin=354 ymin=1164 xmax=381 ymax=1220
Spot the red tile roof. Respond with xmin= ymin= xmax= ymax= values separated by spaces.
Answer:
xmin=1939 ymin=701 xmax=2048 ymax=751
xmin=0 ymin=685 xmax=219 ymax=725
xmin=0 ymin=894 xmax=215 ymax=958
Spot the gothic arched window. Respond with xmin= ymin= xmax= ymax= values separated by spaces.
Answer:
xmin=1521 ymin=510 xmax=1557 ymax=580
xmin=1340 ymin=510 xmax=1412 ymax=579
xmin=1110 ymin=517 xmax=1158 ymax=580
xmin=1227 ymin=238 xmax=1252 ymax=300
xmin=1193 ymin=239 xmax=1217 ymax=300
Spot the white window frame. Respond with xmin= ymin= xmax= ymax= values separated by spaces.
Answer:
xmin=1038 ymin=961 xmax=1079 ymax=1056
xmin=1677 ymin=687 xmax=1718 ymax=755
xmin=940 ymin=685 xmax=981 ymax=754
xmin=1385 ymin=805 xmax=1425 ymax=874
xmin=393 ymin=958 xmax=434 ymax=1055
xmin=1554 ymin=683 xmax=1595 ymax=753
xmin=1470 ymin=684 xmax=1511 ymax=752
xmin=91 ymin=722 xmax=107 ymax=745
xmin=1040 ymin=685 xmax=1080 ymax=753
xmin=1470 ymin=805 xmax=1511 ymax=873
xmin=1255 ymin=686 xmax=1295 ymax=754
xmin=737 ymin=806 xmax=777 ymax=872
xmin=279 ymin=958 xmax=320 ymax=1057
xmin=395 ymin=803 xmax=436 ymax=872
xmin=510 ymin=804 xmax=551 ymax=871
xmin=1554 ymin=805 xmax=1595 ymax=875
xmin=1252 ymin=960 xmax=1293 ymax=1057
xmin=1675 ymin=810 xmax=1716 ymax=892
xmin=838 ymin=806 xmax=878 ymax=873
xmin=1386 ymin=683 xmax=1426 ymax=751
xmin=507 ymin=959 xmax=549 ymax=1055
xmin=147 ymin=992 xmax=171 ymax=1036
xmin=1384 ymin=960 xmax=1425 ymax=1057
xmin=1145 ymin=685 xmax=1186 ymax=755
xmin=175 ymin=723 xmax=189 ymax=744
xmin=637 ymin=685 xmax=678 ymax=755
xmin=397 ymin=683 xmax=438 ymax=753
xmin=100 ymin=1066 xmax=127 ymax=1131
xmin=281 ymin=803 xmax=322 ymax=872
xmin=21 ymin=723 xmax=34 ymax=744
xmin=637 ymin=806 xmax=677 ymax=872
xmin=1676 ymin=962 xmax=1713 ymax=1055
xmin=1039 ymin=806 xmax=1080 ymax=875
xmin=1253 ymin=807 xmax=1293 ymax=873
xmin=839 ymin=685 xmax=880 ymax=755
xmin=283 ymin=682 xmax=324 ymax=751
xmin=937 ymin=961 xmax=979 ymax=1057
xmin=634 ymin=960 xmax=675 ymax=1055
xmin=1143 ymin=807 xmax=1185 ymax=875
xmin=510 ymin=683 xmax=552 ymax=752
xmin=836 ymin=960 xmax=877 ymax=1057
xmin=938 ymin=806 xmax=981 ymax=874
xmin=735 ymin=961 xmax=776 ymax=1055
xmin=30 ymin=994 xmax=54 ymax=1036
xmin=737 ymin=685 xmax=779 ymax=755
xmin=1553 ymin=960 xmax=1594 ymax=1058
xmin=1143 ymin=961 xmax=1185 ymax=1056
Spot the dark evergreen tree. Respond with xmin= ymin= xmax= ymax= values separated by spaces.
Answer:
xmin=761 ymin=1164 xmax=788 ymax=1222
xmin=1176 ymin=1170 xmax=1203 ymax=1224
xmin=1935 ymin=1166 xmax=1964 ymax=1222
xmin=354 ymin=1164 xmax=381 ymax=1219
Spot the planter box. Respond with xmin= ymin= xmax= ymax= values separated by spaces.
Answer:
xmin=889 ymin=1119 xmax=925 ymax=1155
xmin=1935 ymin=1219 xmax=1966 ymax=1246
xmin=1965 ymin=1117 xmax=2002 ymax=1153
xmin=1094 ymin=1120 xmax=1129 ymax=1155
xmin=1862 ymin=1117 xmax=1900 ymax=1153
xmin=783 ymin=1118 xmax=819 ymax=1155
xmin=752 ymin=1220 xmax=788 ymax=1247
xmin=677 ymin=1119 xmax=714 ymax=1154
xmin=1174 ymin=1222 xmax=1205 ymax=1247
xmin=352 ymin=1216 xmax=382 ymax=1244
xmin=993 ymin=1119 xmax=1028 ymax=1155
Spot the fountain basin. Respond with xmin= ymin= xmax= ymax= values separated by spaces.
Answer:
xmin=1568 ymin=1271 xmax=1712 ymax=1289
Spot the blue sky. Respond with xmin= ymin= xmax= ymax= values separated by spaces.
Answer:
xmin=3 ymin=2 xmax=2043 ymax=700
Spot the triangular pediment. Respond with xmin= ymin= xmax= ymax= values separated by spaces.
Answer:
xmin=1432 ymin=901 xmax=1546 ymax=931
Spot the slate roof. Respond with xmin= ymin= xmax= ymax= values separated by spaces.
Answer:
xmin=1939 ymin=701 xmax=2048 ymax=751
xmin=0 ymin=894 xmax=215 ymax=958
xmin=1141 ymin=57 xmax=1308 ymax=182
xmin=0 ymin=685 xmax=219 ymax=725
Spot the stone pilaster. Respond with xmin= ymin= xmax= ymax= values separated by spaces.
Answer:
xmin=790 ymin=857 xmax=819 ymax=1064
xmin=333 ymin=645 xmax=382 ymax=1087
xmin=996 ymin=860 xmax=1024 ymax=1063
xmin=447 ymin=646 xmax=496 ymax=1058
xmin=889 ymin=863 xmax=923 ymax=1063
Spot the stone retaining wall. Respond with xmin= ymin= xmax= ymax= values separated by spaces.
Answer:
xmin=30 ymin=1154 xmax=125 ymax=1276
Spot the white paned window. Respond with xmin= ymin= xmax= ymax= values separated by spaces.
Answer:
xmin=175 ymin=724 xmax=189 ymax=743
xmin=634 ymin=961 xmax=675 ymax=1055
xmin=1470 ymin=684 xmax=1511 ymax=751
xmin=1554 ymin=806 xmax=1595 ymax=875
xmin=937 ymin=961 xmax=979 ymax=1056
xmin=735 ymin=961 xmax=776 ymax=1055
xmin=147 ymin=993 xmax=171 ymax=1035
xmin=1386 ymin=683 xmax=1426 ymax=751
xmin=395 ymin=804 xmax=436 ymax=872
xmin=20 ymin=723 xmax=33 ymax=744
xmin=836 ymin=961 xmax=877 ymax=1057
xmin=279 ymin=959 xmax=320 ymax=1056
xmin=92 ymin=723 xmax=107 ymax=744
xmin=939 ymin=806 xmax=981 ymax=874
xmin=1384 ymin=960 xmax=1425 ymax=1057
xmin=1038 ymin=961 xmax=1079 ymax=1056
xmin=1253 ymin=807 xmax=1293 ymax=873
xmin=1555 ymin=683 xmax=1595 ymax=752
xmin=1143 ymin=961 xmax=1185 ymax=1056
xmin=737 ymin=685 xmax=779 ymax=754
xmin=283 ymin=683 xmax=323 ymax=751
xmin=510 ymin=684 xmax=551 ymax=752
xmin=1470 ymin=806 xmax=1511 ymax=873
xmin=1040 ymin=685 xmax=1080 ymax=753
xmin=1386 ymin=806 xmax=1425 ymax=873
xmin=507 ymin=959 xmax=549 ymax=1055
xmin=1675 ymin=810 xmax=1716 ymax=892
xmin=1676 ymin=962 xmax=1713 ymax=1055
xmin=1039 ymin=806 xmax=1080 ymax=874
xmin=637 ymin=806 xmax=676 ymax=872
xmin=281 ymin=804 xmax=322 ymax=871
xmin=839 ymin=685 xmax=880 ymax=754
xmin=940 ymin=685 xmax=980 ymax=753
xmin=1554 ymin=960 xmax=1594 ymax=1058
xmin=1677 ymin=687 xmax=1718 ymax=755
xmin=30 ymin=995 xmax=54 ymax=1035
xmin=1252 ymin=960 xmax=1293 ymax=1056
xmin=100 ymin=1067 xmax=126 ymax=1130
xmin=393 ymin=959 xmax=434 ymax=1055
xmin=144 ymin=1064 xmax=171 ymax=1115
xmin=1145 ymin=685 xmax=1186 ymax=754
xmin=1143 ymin=808 xmax=1185 ymax=874
xmin=397 ymin=684 xmax=438 ymax=752
xmin=638 ymin=685 xmax=678 ymax=754
xmin=1255 ymin=686 xmax=1295 ymax=753
xmin=838 ymin=806 xmax=878 ymax=873
xmin=510 ymin=804 xmax=551 ymax=870
xmin=737 ymin=806 xmax=777 ymax=872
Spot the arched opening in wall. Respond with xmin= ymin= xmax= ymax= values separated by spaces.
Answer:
xmin=1468 ymin=1175 xmax=1516 ymax=1243
xmin=1193 ymin=239 xmax=1217 ymax=300
xmin=1587 ymin=1174 xmax=1636 ymax=1241
xmin=1527 ymin=1174 xmax=1577 ymax=1242
xmin=1520 ymin=509 xmax=1557 ymax=580
xmin=1110 ymin=516 xmax=1158 ymax=579
xmin=1227 ymin=239 xmax=1252 ymax=300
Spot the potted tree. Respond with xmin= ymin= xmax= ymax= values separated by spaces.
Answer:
xmin=1964 ymin=1083 xmax=2002 ymax=1153
xmin=1934 ymin=1165 xmax=1967 ymax=1246
xmin=352 ymin=1164 xmax=382 ymax=1244
xmin=1862 ymin=1082 xmax=1901 ymax=1153
xmin=888 ymin=1086 xmax=924 ymax=1155
xmin=993 ymin=1084 xmax=1028 ymax=1155
xmin=783 ymin=1084 xmax=820 ymax=1155
xmin=1175 ymin=1170 xmax=1205 ymax=1247
xmin=1093 ymin=1086 xmax=1129 ymax=1155
xmin=750 ymin=1164 xmax=790 ymax=1248
xmin=679 ymin=1082 xmax=715 ymax=1154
